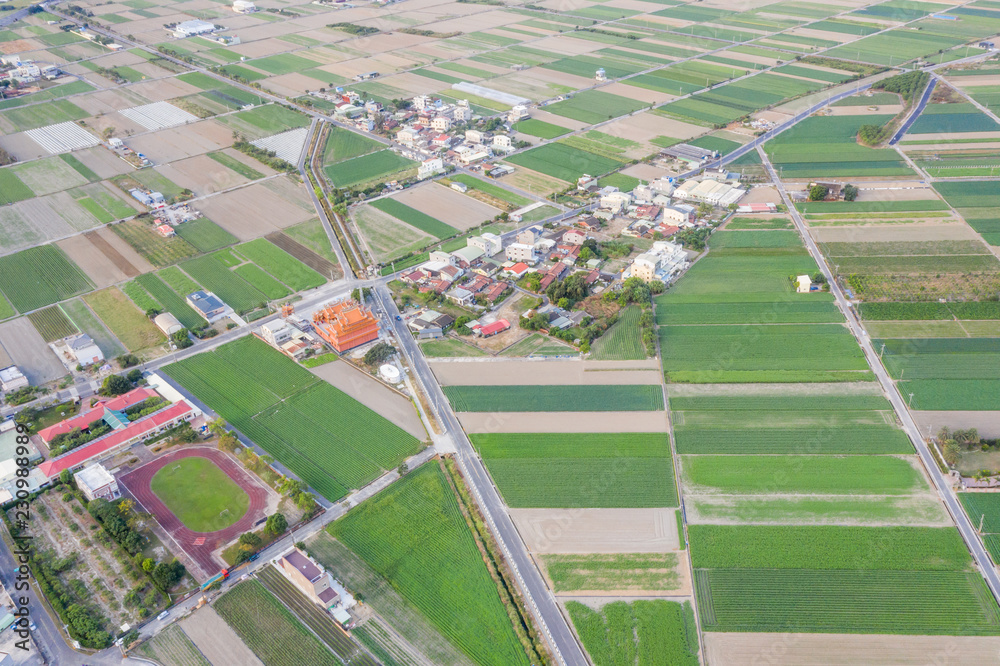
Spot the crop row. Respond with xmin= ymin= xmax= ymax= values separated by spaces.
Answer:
xmin=860 ymin=301 xmax=1000 ymax=320
xmin=0 ymin=245 xmax=93 ymax=313
xmin=544 ymin=553 xmax=680 ymax=592
xmin=669 ymin=394 xmax=891 ymax=411
xmin=235 ymin=238 xmax=325 ymax=292
xmin=215 ymin=580 xmax=337 ymax=666
xmin=695 ymin=569 xmax=1000 ymax=635
xmin=568 ymin=600 xmax=698 ymax=666
xmin=656 ymin=301 xmax=840 ymax=325
xmin=673 ymin=425 xmax=912 ymax=454
xmin=331 ymin=465 xmax=530 ymax=666
xmin=180 ymin=254 xmax=266 ymax=313
xmin=134 ymin=273 xmax=204 ymax=329
xmin=443 ymin=384 xmax=664 ymax=412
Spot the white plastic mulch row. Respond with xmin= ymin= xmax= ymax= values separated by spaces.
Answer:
xmin=24 ymin=121 xmax=100 ymax=154
xmin=250 ymin=127 xmax=308 ymax=165
xmin=119 ymin=101 xmax=198 ymax=131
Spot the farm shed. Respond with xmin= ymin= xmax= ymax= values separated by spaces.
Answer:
xmin=154 ymin=313 xmax=184 ymax=336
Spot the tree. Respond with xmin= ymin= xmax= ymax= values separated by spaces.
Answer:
xmin=363 ymin=342 xmax=395 ymax=366
xmin=171 ymin=329 xmax=193 ymax=349
xmin=239 ymin=532 xmax=261 ymax=549
xmin=117 ymin=354 xmax=139 ymax=368
xmin=295 ymin=492 xmax=315 ymax=511
xmin=126 ymin=368 xmax=143 ymax=384
xmin=102 ymin=374 xmax=132 ymax=396
xmin=808 ymin=184 xmax=829 ymax=201
xmin=455 ymin=315 xmax=473 ymax=336
xmin=118 ymin=499 xmax=135 ymax=515
xmin=152 ymin=560 xmax=185 ymax=590
xmin=142 ymin=558 xmax=155 ymax=572
xmin=265 ymin=513 xmax=287 ymax=536
xmin=943 ymin=442 xmax=961 ymax=467
xmin=59 ymin=469 xmax=72 ymax=486
xmin=843 ymin=184 xmax=859 ymax=202
xmin=398 ymin=462 xmax=409 ymax=476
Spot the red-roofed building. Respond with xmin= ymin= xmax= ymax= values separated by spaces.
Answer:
xmin=505 ymin=262 xmax=529 ymax=279
xmin=473 ymin=319 xmax=510 ymax=337
xmin=401 ymin=270 xmax=425 ymax=284
xmin=485 ymin=282 xmax=508 ymax=302
xmin=38 ymin=400 xmax=198 ymax=481
xmin=38 ymin=387 xmax=159 ymax=443
xmin=656 ymin=224 xmax=680 ymax=237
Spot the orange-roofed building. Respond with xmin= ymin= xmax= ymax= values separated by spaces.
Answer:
xmin=312 ymin=299 xmax=380 ymax=353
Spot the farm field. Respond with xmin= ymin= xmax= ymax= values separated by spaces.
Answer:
xmin=214 ymin=580 xmax=338 ymax=666
xmin=330 ymin=464 xmax=530 ymax=666
xmin=544 ymin=90 xmax=648 ymax=124
xmin=369 ymin=198 xmax=457 ymax=239
xmin=444 ymin=385 xmax=664 ymax=412
xmin=133 ymin=273 xmax=203 ymax=329
xmin=163 ymin=337 xmax=420 ymax=501
xmin=134 ymin=624 xmax=209 ymax=666
xmin=568 ymin=600 xmax=699 ymax=666
xmin=234 ymin=239 xmax=325 ymax=291
xmin=471 ymin=433 xmax=677 ymax=508
xmin=960 ymin=494 xmax=1000 ymax=562
xmin=175 ymin=219 xmax=239 ymax=253
xmin=0 ymin=245 xmax=92 ymax=313
xmin=179 ymin=254 xmax=267 ymax=313
xmin=324 ymin=150 xmax=417 ymax=188
xmin=505 ymin=142 xmax=624 ymax=183
xmin=446 ymin=175 xmax=532 ymax=208
xmin=60 ymin=298 xmax=125 ymax=360
xmin=878 ymin=338 xmax=1000 ymax=410
xmin=323 ymin=126 xmax=382 ymax=164
xmin=590 ymin=306 xmax=646 ymax=360
xmin=26 ymin=305 xmax=77 ymax=342
xmin=543 ymin=553 xmax=681 ymax=592
xmin=83 ymin=287 xmax=165 ymax=352
xmin=110 ymin=220 xmax=199 ymax=268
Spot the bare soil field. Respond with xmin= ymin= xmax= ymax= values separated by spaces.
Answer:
xmin=853 ymin=185 xmax=938 ymax=201
xmin=914 ymin=411 xmax=1000 ymax=440
xmin=259 ymin=72 xmax=329 ymax=98
xmin=621 ymin=163 xmax=672 ymax=181
xmin=73 ymin=89 xmax=150 ymax=117
xmin=501 ymin=166 xmax=567 ymax=196
xmin=704 ymin=633 xmax=1000 ymax=666
xmin=180 ymin=606 xmax=263 ymax=666
xmin=127 ymin=120 xmax=233 ymax=163
xmin=831 ymin=104 xmax=905 ymax=116
xmin=809 ymin=223 xmax=980 ymax=243
xmin=308 ymin=361 xmax=426 ymax=440
xmin=0 ymin=318 xmax=65 ymax=384
xmin=74 ymin=146 xmax=137 ymax=179
xmin=394 ymin=182 xmax=500 ymax=231
xmin=740 ymin=185 xmax=781 ymax=204
xmin=429 ymin=359 xmax=661 ymax=385
xmin=604 ymin=110 xmax=704 ymax=145
xmin=0 ymin=132 xmax=46 ymax=162
xmin=58 ymin=234 xmax=135 ymax=289
xmin=197 ymin=180 xmax=313 ymax=240
xmin=128 ymin=77 xmax=200 ymax=103
xmin=156 ymin=154 xmax=252 ymax=196
xmin=353 ymin=203 xmax=434 ymax=263
xmin=602 ymin=81 xmax=672 ymax=106
xmin=458 ymin=411 xmax=669 ymax=433
xmin=513 ymin=508 xmax=680 ymax=554
xmin=93 ymin=226 xmax=156 ymax=273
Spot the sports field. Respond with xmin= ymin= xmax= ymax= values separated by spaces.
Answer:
xmin=150 ymin=456 xmax=249 ymax=532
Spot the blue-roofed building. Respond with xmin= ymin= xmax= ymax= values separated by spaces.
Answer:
xmin=186 ymin=290 xmax=229 ymax=323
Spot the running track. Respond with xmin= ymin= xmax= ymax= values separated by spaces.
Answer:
xmin=118 ymin=447 xmax=269 ymax=579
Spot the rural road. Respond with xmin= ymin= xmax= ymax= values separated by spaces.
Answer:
xmin=757 ymin=145 xmax=1000 ymax=608
xmin=888 ymin=77 xmax=937 ymax=145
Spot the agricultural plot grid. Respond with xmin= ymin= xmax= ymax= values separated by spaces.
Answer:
xmin=24 ymin=121 xmax=100 ymax=154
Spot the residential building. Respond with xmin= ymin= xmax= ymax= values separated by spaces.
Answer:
xmin=408 ymin=310 xmax=454 ymax=332
xmin=453 ymin=105 xmax=472 ymax=122
xmin=629 ymin=241 xmax=688 ymax=283
xmin=52 ymin=333 xmax=104 ymax=367
xmin=468 ymin=232 xmax=502 ymax=256
xmin=0 ymin=366 xmax=27 ymax=392
xmin=451 ymin=245 xmax=484 ymax=265
xmin=417 ymin=157 xmax=444 ymax=179
xmin=492 ymin=135 xmax=512 ymax=152
xmin=472 ymin=319 xmax=510 ymax=337
xmin=508 ymin=104 xmax=529 ymax=122
xmin=156 ymin=224 xmax=175 ymax=238
xmin=465 ymin=129 xmax=483 ymax=144
xmin=517 ymin=226 xmax=542 ymax=246
xmin=451 ymin=182 xmax=468 ymax=193
xmin=562 ymin=229 xmax=586 ymax=246
xmin=630 ymin=253 xmax=660 ymax=283
xmin=504 ymin=262 xmax=530 ymax=279
xmin=662 ymin=204 xmax=696 ymax=225
xmin=278 ymin=549 xmax=340 ymax=610
xmin=186 ymin=290 xmax=228 ymax=323
xmin=796 ymin=275 xmax=812 ymax=293
xmin=311 ymin=299 xmax=379 ymax=352
xmin=75 ymin=464 xmax=119 ymax=502
xmin=505 ymin=243 xmax=537 ymax=264
xmin=430 ymin=116 xmax=452 ymax=132
xmin=153 ymin=313 xmax=183 ymax=336
xmin=600 ymin=190 xmax=632 ymax=213
xmin=396 ymin=127 xmax=418 ymax=146
xmin=413 ymin=95 xmax=431 ymax=110
xmin=447 ymin=287 xmax=475 ymax=307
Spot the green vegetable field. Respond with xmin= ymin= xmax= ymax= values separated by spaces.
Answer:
xmin=330 ymin=465 xmax=530 ymax=666
xmin=543 ymin=553 xmax=680 ymax=591
xmin=0 ymin=245 xmax=93 ymax=313
xmin=444 ymin=384 xmax=664 ymax=411
xmin=568 ymin=600 xmax=699 ymax=665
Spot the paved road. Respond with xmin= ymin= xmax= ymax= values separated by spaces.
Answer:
xmin=757 ymin=145 xmax=1000 ymax=607
xmin=889 ymin=77 xmax=937 ymax=145
xmin=372 ymin=283 xmax=588 ymax=666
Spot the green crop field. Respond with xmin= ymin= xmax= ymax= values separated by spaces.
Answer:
xmin=222 ymin=104 xmax=309 ymax=136
xmin=0 ymin=246 xmax=92 ymax=313
xmin=324 ymin=150 xmax=417 ymax=188
xmin=909 ymin=103 xmax=1000 ymax=134
xmin=324 ymin=126 xmax=383 ymax=163
xmin=798 ymin=200 xmax=948 ymax=214
xmin=568 ymin=600 xmax=699 ymax=666
xmin=689 ymin=525 xmax=972 ymax=570
xmin=511 ymin=118 xmax=571 ymax=139
xmin=245 ymin=52 xmax=317 ymax=75
xmin=444 ymin=384 xmax=664 ymax=411
xmin=860 ymin=301 xmax=1000 ymax=320
xmin=682 ymin=455 xmax=925 ymax=495
xmin=206 ymin=152 xmax=264 ymax=180
xmin=657 ymin=301 xmax=842 ymax=325
xmin=709 ymin=230 xmax=802 ymax=248
xmin=175 ymin=218 xmax=238 ymax=253
xmin=84 ymin=287 xmax=165 ymax=352
xmin=824 ymin=29 xmax=962 ymax=65
xmin=179 ymin=254 xmax=266 ymax=312
xmin=234 ymin=239 xmax=325 ymax=291
xmin=900 ymin=379 xmax=1000 ymax=411
xmin=118 ymin=282 xmax=159 ymax=317
xmin=471 ymin=433 xmax=677 ymax=508
xmin=58 ymin=154 xmax=100 ymax=182
xmin=369 ymin=198 xmax=457 ymax=239
xmin=505 ymin=142 xmax=624 ymax=183
xmin=157 ymin=267 xmax=201 ymax=300
xmin=673 ymin=424 xmax=912 ymax=454
xmin=447 ymin=174 xmax=532 ymax=207
xmin=330 ymin=465 xmax=530 ymax=666
xmin=150 ymin=456 xmax=248 ymax=531
xmin=960 ymin=494 xmax=1000 ymax=559
xmin=164 ymin=337 xmax=419 ymax=501
xmin=544 ymin=90 xmax=648 ymax=124
xmin=590 ymin=306 xmax=646 ymax=360
xmin=215 ymin=580 xmax=337 ymax=666
xmin=233 ymin=264 xmax=289 ymax=299
xmin=695 ymin=569 xmax=1000 ymax=634
xmin=109 ymin=220 xmax=199 ymax=267
xmin=544 ymin=553 xmax=680 ymax=591
xmin=935 ymin=180 xmax=1000 ymax=209
xmin=27 ymin=306 xmax=77 ymax=342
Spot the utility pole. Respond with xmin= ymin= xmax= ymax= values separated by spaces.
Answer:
xmin=879 ymin=342 xmax=886 ymax=359
xmin=908 ymin=392 xmax=914 ymax=408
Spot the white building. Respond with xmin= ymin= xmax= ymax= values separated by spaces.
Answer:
xmin=629 ymin=241 xmax=688 ymax=283
xmin=600 ymin=190 xmax=632 ymax=213
xmin=508 ymin=104 xmax=529 ymax=123
xmin=492 ymin=135 xmax=512 ymax=153
xmin=505 ymin=242 xmax=537 ymax=264
xmin=662 ymin=204 xmax=696 ymax=225
xmin=452 ymin=105 xmax=472 ymax=122
xmin=468 ymin=232 xmax=502 ymax=256
xmin=153 ymin=313 xmax=183 ymax=336
xmin=430 ymin=116 xmax=452 ymax=132
xmin=172 ymin=19 xmax=217 ymax=38
xmin=412 ymin=95 xmax=431 ymax=111
xmin=451 ymin=182 xmax=468 ymax=193
xmin=51 ymin=334 xmax=104 ymax=368
xmin=796 ymin=275 xmax=813 ymax=293
xmin=259 ymin=320 xmax=316 ymax=359
xmin=0 ymin=366 xmax=28 ymax=392
xmin=75 ymin=464 xmax=119 ymax=502
xmin=465 ymin=129 xmax=483 ymax=144
xmin=8 ymin=62 xmax=40 ymax=82
xmin=232 ymin=0 xmax=257 ymax=12
xmin=418 ymin=157 xmax=444 ymax=179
